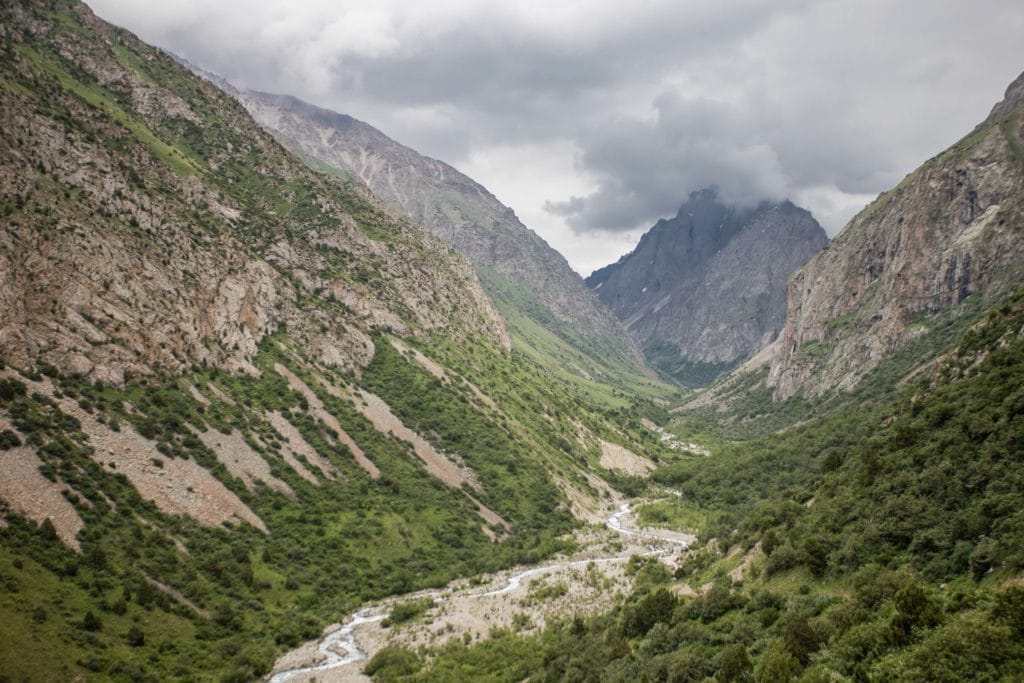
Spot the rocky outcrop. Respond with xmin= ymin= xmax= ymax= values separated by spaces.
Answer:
xmin=0 ymin=0 xmax=508 ymax=386
xmin=586 ymin=190 xmax=827 ymax=385
xmin=218 ymin=88 xmax=646 ymax=377
xmin=765 ymin=70 xmax=1024 ymax=399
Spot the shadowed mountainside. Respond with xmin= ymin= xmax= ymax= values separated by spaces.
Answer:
xmin=587 ymin=190 xmax=827 ymax=386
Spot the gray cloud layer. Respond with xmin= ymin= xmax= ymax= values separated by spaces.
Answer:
xmin=86 ymin=0 xmax=1024 ymax=269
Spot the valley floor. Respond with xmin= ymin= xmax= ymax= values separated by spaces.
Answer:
xmin=267 ymin=498 xmax=696 ymax=682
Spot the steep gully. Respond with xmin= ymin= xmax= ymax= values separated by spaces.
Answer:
xmin=268 ymin=500 xmax=695 ymax=682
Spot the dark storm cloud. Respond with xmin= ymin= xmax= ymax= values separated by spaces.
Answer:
xmin=547 ymin=94 xmax=794 ymax=231
xmin=545 ymin=84 xmax=899 ymax=232
xmin=87 ymin=0 xmax=1024 ymax=251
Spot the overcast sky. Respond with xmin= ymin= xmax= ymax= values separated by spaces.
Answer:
xmin=87 ymin=0 xmax=1023 ymax=276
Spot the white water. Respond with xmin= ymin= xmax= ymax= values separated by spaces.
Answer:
xmin=607 ymin=501 xmax=692 ymax=547
xmin=268 ymin=611 xmax=385 ymax=683
xmin=267 ymin=501 xmax=692 ymax=682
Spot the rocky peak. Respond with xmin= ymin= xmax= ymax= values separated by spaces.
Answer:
xmin=984 ymin=69 xmax=1024 ymax=126
xmin=586 ymin=191 xmax=827 ymax=386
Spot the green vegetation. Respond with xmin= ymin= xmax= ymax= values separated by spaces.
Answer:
xmin=526 ymin=578 xmax=568 ymax=604
xmin=1001 ymin=115 xmax=1024 ymax=172
xmin=794 ymin=339 xmax=830 ymax=361
xmin=643 ymin=341 xmax=739 ymax=388
xmin=483 ymin=270 xmax=678 ymax=408
xmin=0 ymin=330 xmax=628 ymax=680
xmin=379 ymin=289 xmax=1024 ymax=681
xmin=634 ymin=498 xmax=708 ymax=534
xmin=362 ymin=333 xmax=571 ymax=540
xmin=383 ymin=599 xmax=435 ymax=628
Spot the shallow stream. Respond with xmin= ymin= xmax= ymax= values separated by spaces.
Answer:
xmin=268 ymin=501 xmax=693 ymax=682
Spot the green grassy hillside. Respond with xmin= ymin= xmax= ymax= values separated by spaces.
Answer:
xmin=0 ymin=327 xmax=673 ymax=680
xmin=372 ymin=287 xmax=1024 ymax=682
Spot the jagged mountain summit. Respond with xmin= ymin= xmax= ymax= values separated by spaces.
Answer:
xmin=216 ymin=87 xmax=648 ymax=383
xmin=586 ymin=190 xmax=828 ymax=386
xmin=761 ymin=70 xmax=1024 ymax=400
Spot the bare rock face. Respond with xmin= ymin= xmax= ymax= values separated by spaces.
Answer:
xmin=586 ymin=190 xmax=827 ymax=385
xmin=0 ymin=0 xmax=508 ymax=386
xmin=765 ymin=71 xmax=1024 ymax=400
xmin=218 ymin=88 xmax=646 ymax=376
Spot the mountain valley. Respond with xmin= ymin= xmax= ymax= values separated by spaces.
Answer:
xmin=0 ymin=2 xmax=676 ymax=678
xmin=1 ymin=1 xmax=1024 ymax=682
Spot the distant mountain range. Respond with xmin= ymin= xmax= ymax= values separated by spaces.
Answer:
xmin=587 ymin=190 xmax=827 ymax=386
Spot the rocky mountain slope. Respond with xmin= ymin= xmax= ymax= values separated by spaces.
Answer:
xmin=219 ymin=87 xmax=648 ymax=383
xmin=763 ymin=70 xmax=1024 ymax=400
xmin=0 ymin=5 xmax=509 ymax=386
xmin=0 ymin=2 xmax=673 ymax=679
xmin=586 ymin=190 xmax=827 ymax=386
